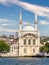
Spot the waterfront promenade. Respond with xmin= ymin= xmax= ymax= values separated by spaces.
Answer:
xmin=0 ymin=52 xmax=49 ymax=57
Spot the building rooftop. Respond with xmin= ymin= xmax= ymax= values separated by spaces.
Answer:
xmin=23 ymin=25 xmax=36 ymax=31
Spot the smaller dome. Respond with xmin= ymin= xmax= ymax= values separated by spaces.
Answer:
xmin=23 ymin=25 xmax=36 ymax=31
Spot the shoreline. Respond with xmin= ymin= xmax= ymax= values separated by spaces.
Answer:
xmin=0 ymin=56 xmax=49 ymax=58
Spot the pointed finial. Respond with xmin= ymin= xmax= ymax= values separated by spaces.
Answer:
xmin=34 ymin=13 xmax=38 ymax=30
xmin=20 ymin=10 xmax=22 ymax=21
xmin=35 ymin=13 xmax=37 ymax=21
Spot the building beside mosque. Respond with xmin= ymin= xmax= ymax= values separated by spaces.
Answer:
xmin=3 ymin=11 xmax=41 ymax=57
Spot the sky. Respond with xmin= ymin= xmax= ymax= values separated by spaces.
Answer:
xmin=0 ymin=0 xmax=49 ymax=36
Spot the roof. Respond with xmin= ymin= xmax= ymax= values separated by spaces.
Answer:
xmin=23 ymin=25 xmax=36 ymax=31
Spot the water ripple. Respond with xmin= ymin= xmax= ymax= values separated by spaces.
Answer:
xmin=0 ymin=58 xmax=49 ymax=65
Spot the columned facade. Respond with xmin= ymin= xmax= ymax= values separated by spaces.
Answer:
xmin=19 ymin=33 xmax=40 ymax=56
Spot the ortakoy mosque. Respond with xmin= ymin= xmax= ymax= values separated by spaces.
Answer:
xmin=10 ymin=11 xmax=41 ymax=57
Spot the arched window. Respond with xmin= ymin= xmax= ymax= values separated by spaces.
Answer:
xmin=24 ymin=39 xmax=26 ymax=45
xmin=33 ymin=48 xmax=35 ymax=53
xmin=28 ymin=39 xmax=31 ymax=45
xmin=33 ymin=39 xmax=35 ymax=45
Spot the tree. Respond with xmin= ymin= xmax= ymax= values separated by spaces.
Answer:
xmin=1 ymin=34 xmax=8 ymax=38
xmin=40 ymin=46 xmax=44 ymax=52
xmin=43 ymin=47 xmax=48 ymax=52
xmin=45 ymin=42 xmax=49 ymax=47
xmin=40 ymin=42 xmax=49 ymax=53
xmin=0 ymin=40 xmax=10 ymax=53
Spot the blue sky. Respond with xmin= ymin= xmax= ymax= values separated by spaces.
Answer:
xmin=0 ymin=0 xmax=49 ymax=36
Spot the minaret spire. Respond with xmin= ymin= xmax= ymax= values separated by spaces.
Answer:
xmin=19 ymin=10 xmax=22 ymax=31
xmin=20 ymin=10 xmax=22 ymax=21
xmin=35 ymin=13 xmax=37 ymax=21
xmin=34 ymin=13 xmax=38 ymax=30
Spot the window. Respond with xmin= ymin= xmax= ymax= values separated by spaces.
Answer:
xmin=33 ymin=39 xmax=35 ymax=45
xmin=24 ymin=39 xmax=26 ymax=45
xmin=14 ymin=47 xmax=15 ymax=49
xmin=33 ymin=48 xmax=35 ymax=53
xmin=24 ymin=48 xmax=26 ymax=53
xmin=28 ymin=39 xmax=31 ymax=45
xmin=14 ymin=47 xmax=17 ymax=49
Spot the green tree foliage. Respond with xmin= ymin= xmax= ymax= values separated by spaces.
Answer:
xmin=45 ymin=42 xmax=49 ymax=47
xmin=1 ymin=34 xmax=8 ymax=38
xmin=40 ymin=46 xmax=44 ymax=52
xmin=40 ymin=42 xmax=49 ymax=53
xmin=0 ymin=40 xmax=10 ymax=53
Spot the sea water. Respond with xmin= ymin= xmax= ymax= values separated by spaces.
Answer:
xmin=0 ymin=58 xmax=49 ymax=65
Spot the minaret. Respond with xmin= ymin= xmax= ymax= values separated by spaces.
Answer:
xmin=34 ymin=13 xmax=38 ymax=30
xmin=19 ymin=10 xmax=22 ymax=31
xmin=19 ymin=10 xmax=22 ymax=56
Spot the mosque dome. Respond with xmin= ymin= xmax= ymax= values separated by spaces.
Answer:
xmin=23 ymin=25 xmax=36 ymax=31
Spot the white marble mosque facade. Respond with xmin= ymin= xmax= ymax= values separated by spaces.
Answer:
xmin=9 ymin=11 xmax=41 ymax=57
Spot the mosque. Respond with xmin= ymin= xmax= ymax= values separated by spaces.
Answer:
xmin=10 ymin=11 xmax=41 ymax=57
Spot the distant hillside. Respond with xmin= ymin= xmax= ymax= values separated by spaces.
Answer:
xmin=40 ymin=36 xmax=49 ymax=42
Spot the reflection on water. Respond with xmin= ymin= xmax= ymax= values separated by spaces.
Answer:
xmin=0 ymin=58 xmax=49 ymax=65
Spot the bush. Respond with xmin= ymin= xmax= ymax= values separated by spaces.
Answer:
xmin=0 ymin=40 xmax=10 ymax=53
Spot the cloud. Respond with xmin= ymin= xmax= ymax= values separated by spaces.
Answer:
xmin=0 ymin=0 xmax=19 ymax=4
xmin=23 ymin=21 xmax=29 ymax=25
xmin=0 ymin=18 xmax=16 ymax=27
xmin=0 ymin=18 xmax=15 ymax=22
xmin=0 ymin=23 xmax=15 ymax=26
xmin=0 ymin=18 xmax=18 ymax=32
xmin=0 ymin=0 xmax=7 ymax=3
xmin=1 ymin=23 xmax=8 ymax=26
xmin=0 ymin=0 xmax=49 ymax=18
xmin=0 ymin=26 xmax=17 ymax=32
xmin=0 ymin=0 xmax=9 ymax=5
xmin=39 ymin=20 xmax=49 ymax=25
xmin=13 ymin=1 xmax=49 ymax=18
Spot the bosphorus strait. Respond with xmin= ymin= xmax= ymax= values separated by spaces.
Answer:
xmin=0 ymin=58 xmax=49 ymax=65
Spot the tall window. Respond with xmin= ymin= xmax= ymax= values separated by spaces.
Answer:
xmin=28 ymin=39 xmax=31 ymax=45
xmin=24 ymin=39 xmax=26 ymax=45
xmin=33 ymin=39 xmax=35 ymax=45
xmin=24 ymin=48 xmax=26 ymax=53
xmin=33 ymin=48 xmax=35 ymax=53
